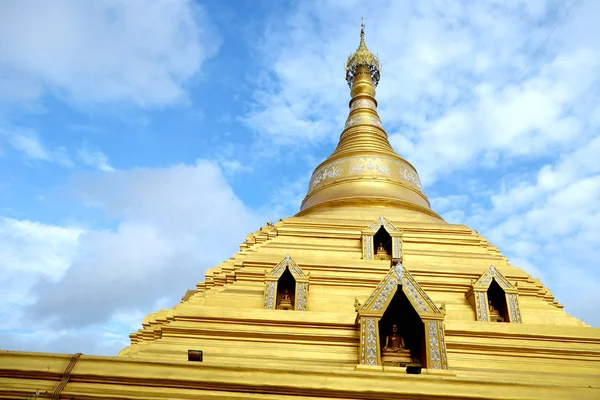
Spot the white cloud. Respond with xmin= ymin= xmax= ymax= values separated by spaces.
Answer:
xmin=0 ymin=0 xmax=220 ymax=108
xmin=0 ymin=217 xmax=81 ymax=280
xmin=1 ymin=127 xmax=73 ymax=167
xmin=77 ymin=148 xmax=115 ymax=172
xmin=491 ymin=135 xmax=600 ymax=214
xmin=0 ymin=160 xmax=262 ymax=353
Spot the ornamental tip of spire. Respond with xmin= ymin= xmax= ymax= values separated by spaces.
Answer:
xmin=345 ymin=20 xmax=381 ymax=88
xmin=360 ymin=19 xmax=365 ymax=42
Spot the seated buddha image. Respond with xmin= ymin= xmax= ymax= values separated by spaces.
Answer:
xmin=381 ymin=324 xmax=413 ymax=366
xmin=277 ymin=289 xmax=294 ymax=310
xmin=375 ymin=242 xmax=390 ymax=260
xmin=488 ymin=300 xmax=504 ymax=322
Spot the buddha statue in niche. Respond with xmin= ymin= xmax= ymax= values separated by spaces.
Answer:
xmin=375 ymin=242 xmax=390 ymax=260
xmin=277 ymin=289 xmax=294 ymax=310
xmin=488 ymin=300 xmax=504 ymax=322
xmin=381 ymin=324 xmax=413 ymax=366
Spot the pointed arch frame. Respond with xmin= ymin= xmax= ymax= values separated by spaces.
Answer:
xmin=362 ymin=216 xmax=402 ymax=260
xmin=356 ymin=260 xmax=448 ymax=370
xmin=263 ymin=255 xmax=309 ymax=311
xmin=466 ymin=265 xmax=522 ymax=323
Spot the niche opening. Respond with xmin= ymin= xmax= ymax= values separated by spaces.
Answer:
xmin=276 ymin=267 xmax=296 ymax=310
xmin=379 ymin=288 xmax=425 ymax=367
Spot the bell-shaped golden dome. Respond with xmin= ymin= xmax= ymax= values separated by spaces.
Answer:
xmin=298 ymin=25 xmax=441 ymax=221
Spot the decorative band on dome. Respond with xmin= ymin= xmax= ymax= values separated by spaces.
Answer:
xmin=307 ymin=156 xmax=423 ymax=194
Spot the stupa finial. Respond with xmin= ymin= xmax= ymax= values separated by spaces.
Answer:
xmin=360 ymin=17 xmax=366 ymax=43
xmin=345 ymin=20 xmax=381 ymax=88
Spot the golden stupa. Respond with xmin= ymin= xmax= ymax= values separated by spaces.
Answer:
xmin=2 ymin=25 xmax=600 ymax=400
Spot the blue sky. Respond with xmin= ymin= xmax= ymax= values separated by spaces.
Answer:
xmin=1 ymin=0 xmax=599 ymax=355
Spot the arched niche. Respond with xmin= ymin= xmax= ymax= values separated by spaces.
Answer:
xmin=362 ymin=216 xmax=402 ymax=261
xmin=263 ymin=255 xmax=309 ymax=311
xmin=466 ymin=265 xmax=522 ymax=323
xmin=356 ymin=260 xmax=448 ymax=370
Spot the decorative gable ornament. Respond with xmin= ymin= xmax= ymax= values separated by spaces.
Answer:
xmin=263 ymin=255 xmax=309 ymax=311
xmin=361 ymin=216 xmax=402 ymax=260
xmin=356 ymin=259 xmax=448 ymax=370
xmin=466 ymin=265 xmax=522 ymax=323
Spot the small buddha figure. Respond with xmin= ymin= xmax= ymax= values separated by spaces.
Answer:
xmin=375 ymin=242 xmax=390 ymax=260
xmin=277 ymin=289 xmax=294 ymax=310
xmin=381 ymin=324 xmax=413 ymax=366
xmin=488 ymin=300 xmax=504 ymax=322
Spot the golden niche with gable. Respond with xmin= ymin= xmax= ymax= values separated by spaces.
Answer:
xmin=263 ymin=255 xmax=309 ymax=311
xmin=356 ymin=260 xmax=448 ymax=370
xmin=466 ymin=265 xmax=522 ymax=323
xmin=362 ymin=216 xmax=403 ymax=261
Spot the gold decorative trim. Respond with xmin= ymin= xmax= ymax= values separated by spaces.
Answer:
xmin=350 ymin=98 xmax=376 ymax=111
xmin=296 ymin=282 xmax=308 ymax=311
xmin=344 ymin=114 xmax=382 ymax=129
xmin=472 ymin=265 xmax=515 ymax=290
xmin=263 ymin=281 xmax=276 ymax=310
xmin=359 ymin=317 xmax=379 ymax=365
xmin=365 ymin=215 xmax=399 ymax=233
xmin=362 ymin=235 xmax=374 ymax=260
xmin=361 ymin=262 xmax=438 ymax=315
xmin=267 ymin=254 xmax=307 ymax=279
xmin=507 ymin=293 xmax=522 ymax=323
xmin=307 ymin=156 xmax=422 ymax=195
xmin=475 ymin=291 xmax=489 ymax=322
xmin=392 ymin=236 xmax=401 ymax=258
xmin=427 ymin=320 xmax=448 ymax=369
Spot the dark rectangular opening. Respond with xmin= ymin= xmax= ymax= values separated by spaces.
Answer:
xmin=188 ymin=350 xmax=203 ymax=362
xmin=406 ymin=365 xmax=422 ymax=374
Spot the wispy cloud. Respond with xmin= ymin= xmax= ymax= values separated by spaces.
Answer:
xmin=2 ymin=127 xmax=73 ymax=167
xmin=1 ymin=126 xmax=117 ymax=172
xmin=77 ymin=148 xmax=115 ymax=172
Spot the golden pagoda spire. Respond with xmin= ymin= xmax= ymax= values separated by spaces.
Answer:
xmin=298 ymin=24 xmax=441 ymax=221
xmin=345 ymin=20 xmax=381 ymax=88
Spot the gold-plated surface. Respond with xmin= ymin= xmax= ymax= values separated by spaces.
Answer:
xmin=1 ymin=25 xmax=600 ymax=400
xmin=300 ymin=26 xmax=437 ymax=219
